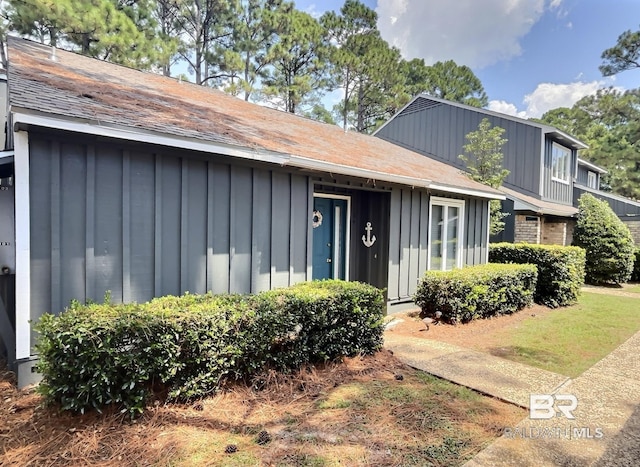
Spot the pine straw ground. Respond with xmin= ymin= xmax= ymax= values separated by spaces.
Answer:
xmin=0 ymin=351 xmax=524 ymax=466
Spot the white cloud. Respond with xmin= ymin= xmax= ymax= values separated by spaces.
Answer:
xmin=523 ymin=81 xmax=603 ymax=117
xmin=487 ymin=100 xmax=528 ymax=119
xmin=490 ymin=80 xmax=625 ymax=119
xmin=376 ymin=0 xmax=563 ymax=68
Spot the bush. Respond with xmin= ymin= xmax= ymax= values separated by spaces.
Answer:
xmin=489 ymin=242 xmax=586 ymax=308
xmin=632 ymin=248 xmax=640 ymax=282
xmin=414 ymin=263 xmax=538 ymax=324
xmin=34 ymin=280 xmax=384 ymax=416
xmin=572 ymin=193 xmax=635 ymax=285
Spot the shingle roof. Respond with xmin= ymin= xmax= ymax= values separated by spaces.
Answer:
xmin=500 ymin=186 xmax=578 ymax=217
xmin=6 ymin=37 xmax=502 ymax=198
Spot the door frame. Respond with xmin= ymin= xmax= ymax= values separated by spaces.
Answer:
xmin=313 ymin=193 xmax=351 ymax=280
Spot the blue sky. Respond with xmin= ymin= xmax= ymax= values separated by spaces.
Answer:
xmin=297 ymin=0 xmax=640 ymax=118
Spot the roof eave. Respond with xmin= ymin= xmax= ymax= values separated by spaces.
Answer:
xmin=11 ymin=108 xmax=503 ymax=200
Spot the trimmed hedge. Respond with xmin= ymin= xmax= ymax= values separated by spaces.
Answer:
xmin=35 ymin=280 xmax=384 ymax=415
xmin=633 ymin=248 xmax=640 ymax=282
xmin=573 ymin=193 xmax=635 ymax=285
xmin=414 ymin=263 xmax=538 ymax=324
xmin=489 ymin=243 xmax=585 ymax=308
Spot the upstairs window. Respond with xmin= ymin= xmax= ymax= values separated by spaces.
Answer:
xmin=587 ymin=171 xmax=597 ymax=189
xmin=551 ymin=143 xmax=571 ymax=183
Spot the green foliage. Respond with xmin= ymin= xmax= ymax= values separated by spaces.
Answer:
xmin=414 ymin=263 xmax=538 ymax=324
xmin=489 ymin=242 xmax=586 ymax=308
xmin=459 ymin=118 xmax=509 ymax=235
xmin=632 ymin=248 xmax=640 ymax=282
xmin=260 ymin=8 xmax=330 ymax=114
xmin=537 ymin=88 xmax=640 ymax=200
xmin=34 ymin=280 xmax=384 ymax=416
xmin=410 ymin=59 xmax=488 ymax=107
xmin=573 ymin=193 xmax=635 ymax=285
xmin=5 ymin=0 xmax=161 ymax=69
xmin=600 ymin=27 xmax=640 ymax=77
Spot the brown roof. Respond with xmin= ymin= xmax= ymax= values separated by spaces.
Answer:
xmin=6 ymin=37 xmax=501 ymax=198
xmin=500 ymin=186 xmax=578 ymax=217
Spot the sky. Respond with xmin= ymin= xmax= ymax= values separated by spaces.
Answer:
xmin=298 ymin=0 xmax=640 ymax=119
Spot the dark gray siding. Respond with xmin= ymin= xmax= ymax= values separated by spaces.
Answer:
xmin=387 ymin=188 xmax=490 ymax=303
xmin=576 ymin=164 xmax=599 ymax=188
xmin=29 ymin=134 xmax=311 ymax=333
xmin=541 ymin=139 xmax=573 ymax=204
xmin=574 ymin=186 xmax=640 ymax=217
xmin=376 ymin=100 xmax=543 ymax=196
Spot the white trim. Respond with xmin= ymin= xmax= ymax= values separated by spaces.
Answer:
xmin=313 ymin=193 xmax=351 ymax=281
xmin=14 ymin=130 xmax=30 ymax=359
xmin=333 ymin=204 xmax=341 ymax=279
xmin=578 ymin=158 xmax=607 ymax=174
xmin=551 ymin=142 xmax=571 ymax=184
xmin=427 ymin=196 xmax=465 ymax=271
xmin=486 ymin=199 xmax=491 ymax=263
xmin=12 ymin=109 xmax=504 ymax=201
xmin=587 ymin=171 xmax=597 ymax=190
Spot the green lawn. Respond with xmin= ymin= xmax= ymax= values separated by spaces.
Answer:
xmin=489 ymin=292 xmax=640 ymax=377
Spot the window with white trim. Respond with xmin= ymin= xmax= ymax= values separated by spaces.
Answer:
xmin=428 ymin=197 xmax=465 ymax=271
xmin=551 ymin=143 xmax=571 ymax=183
xmin=587 ymin=171 xmax=597 ymax=189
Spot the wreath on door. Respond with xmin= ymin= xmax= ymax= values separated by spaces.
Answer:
xmin=312 ymin=210 xmax=323 ymax=228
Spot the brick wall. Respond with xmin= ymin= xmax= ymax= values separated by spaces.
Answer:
xmin=541 ymin=218 xmax=575 ymax=246
xmin=514 ymin=215 xmax=540 ymax=243
xmin=622 ymin=220 xmax=640 ymax=245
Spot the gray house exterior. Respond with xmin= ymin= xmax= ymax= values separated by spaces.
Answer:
xmin=0 ymin=38 xmax=503 ymax=385
xmin=376 ymin=95 xmax=640 ymax=245
xmin=375 ymin=95 xmax=595 ymax=245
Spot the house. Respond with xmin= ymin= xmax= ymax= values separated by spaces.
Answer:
xmin=374 ymin=94 xmax=640 ymax=245
xmin=0 ymin=37 xmax=503 ymax=385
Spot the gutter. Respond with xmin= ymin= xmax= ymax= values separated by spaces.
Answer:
xmin=11 ymin=109 xmax=504 ymax=201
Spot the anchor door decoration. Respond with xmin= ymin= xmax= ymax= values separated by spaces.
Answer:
xmin=362 ymin=222 xmax=376 ymax=247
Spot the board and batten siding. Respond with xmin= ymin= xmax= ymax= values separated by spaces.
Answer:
xmin=376 ymin=99 xmax=542 ymax=196
xmin=386 ymin=188 xmax=490 ymax=303
xmin=28 ymin=134 xmax=311 ymax=338
xmin=541 ymin=138 xmax=573 ymax=205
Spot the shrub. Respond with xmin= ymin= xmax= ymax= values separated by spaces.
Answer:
xmin=35 ymin=281 xmax=384 ymax=415
xmin=632 ymin=248 xmax=640 ymax=282
xmin=414 ymin=263 xmax=538 ymax=324
xmin=572 ymin=193 xmax=635 ymax=285
xmin=489 ymin=242 xmax=586 ymax=308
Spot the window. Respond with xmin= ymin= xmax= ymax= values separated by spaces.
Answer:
xmin=428 ymin=197 xmax=465 ymax=271
xmin=587 ymin=171 xmax=597 ymax=189
xmin=551 ymin=143 xmax=571 ymax=183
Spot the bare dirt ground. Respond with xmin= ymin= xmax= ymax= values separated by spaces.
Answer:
xmin=385 ymin=304 xmax=553 ymax=352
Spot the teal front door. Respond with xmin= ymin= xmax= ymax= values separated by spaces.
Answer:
xmin=312 ymin=196 xmax=348 ymax=280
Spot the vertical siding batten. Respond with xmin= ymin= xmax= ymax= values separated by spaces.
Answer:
xmin=85 ymin=146 xmax=96 ymax=302
xmin=180 ymin=158 xmax=188 ymax=293
xmin=122 ymin=150 xmax=131 ymax=303
xmin=408 ymin=190 xmax=420 ymax=295
xmin=153 ymin=154 xmax=162 ymax=296
xmin=387 ymin=189 xmax=401 ymax=300
xmin=206 ymin=161 xmax=215 ymax=292
xmin=50 ymin=142 xmax=61 ymax=316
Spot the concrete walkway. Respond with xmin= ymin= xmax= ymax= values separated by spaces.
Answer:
xmin=385 ymin=323 xmax=640 ymax=466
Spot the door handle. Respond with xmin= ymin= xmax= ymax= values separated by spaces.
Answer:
xmin=326 ymin=258 xmax=332 ymax=263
